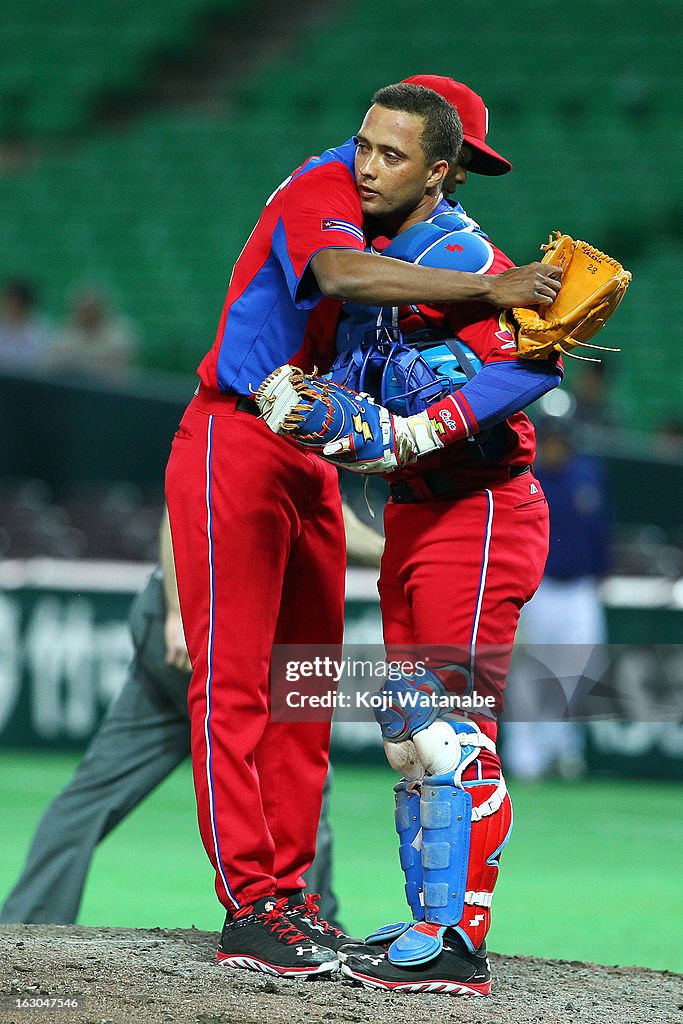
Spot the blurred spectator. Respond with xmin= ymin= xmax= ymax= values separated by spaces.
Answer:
xmin=46 ymin=287 xmax=138 ymax=383
xmin=652 ymin=417 xmax=683 ymax=459
xmin=0 ymin=278 xmax=52 ymax=371
xmin=570 ymin=360 xmax=621 ymax=444
xmin=504 ymin=408 xmax=612 ymax=780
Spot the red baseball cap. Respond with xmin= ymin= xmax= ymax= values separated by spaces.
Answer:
xmin=402 ymin=74 xmax=512 ymax=175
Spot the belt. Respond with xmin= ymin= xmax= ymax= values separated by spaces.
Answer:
xmin=236 ymin=395 xmax=259 ymax=416
xmin=192 ymin=384 xmax=261 ymax=417
xmin=389 ymin=464 xmax=531 ymax=504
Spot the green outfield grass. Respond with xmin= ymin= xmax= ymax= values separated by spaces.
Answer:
xmin=0 ymin=752 xmax=681 ymax=973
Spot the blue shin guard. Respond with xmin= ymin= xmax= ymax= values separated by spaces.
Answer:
xmin=421 ymin=777 xmax=472 ymax=926
xmin=388 ymin=776 xmax=471 ymax=966
xmin=374 ymin=687 xmax=493 ymax=966
xmin=365 ymin=779 xmax=424 ymax=945
xmin=395 ymin=780 xmax=424 ymax=920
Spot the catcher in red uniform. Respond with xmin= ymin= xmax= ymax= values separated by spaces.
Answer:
xmin=256 ymin=77 xmax=629 ymax=996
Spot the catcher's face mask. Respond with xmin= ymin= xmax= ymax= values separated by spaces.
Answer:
xmin=328 ymin=327 xmax=482 ymax=417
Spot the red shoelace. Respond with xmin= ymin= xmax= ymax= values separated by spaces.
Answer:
xmin=260 ymin=897 xmax=309 ymax=945
xmin=295 ymin=893 xmax=344 ymax=937
xmin=234 ymin=896 xmax=308 ymax=945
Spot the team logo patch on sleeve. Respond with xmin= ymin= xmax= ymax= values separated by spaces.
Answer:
xmin=495 ymin=312 xmax=516 ymax=349
xmin=321 ymin=218 xmax=365 ymax=243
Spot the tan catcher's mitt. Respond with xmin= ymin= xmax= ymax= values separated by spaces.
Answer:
xmin=509 ymin=231 xmax=632 ymax=359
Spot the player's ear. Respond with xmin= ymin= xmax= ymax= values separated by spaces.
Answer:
xmin=426 ymin=159 xmax=449 ymax=190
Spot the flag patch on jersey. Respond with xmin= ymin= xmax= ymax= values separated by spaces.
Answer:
xmin=321 ymin=218 xmax=365 ymax=243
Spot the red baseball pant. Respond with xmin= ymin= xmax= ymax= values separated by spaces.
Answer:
xmin=165 ymin=389 xmax=345 ymax=911
xmin=379 ymin=471 xmax=550 ymax=728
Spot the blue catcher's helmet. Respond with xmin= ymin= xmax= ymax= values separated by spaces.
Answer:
xmin=328 ymin=328 xmax=483 ymax=417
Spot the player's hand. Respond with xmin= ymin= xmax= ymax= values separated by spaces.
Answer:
xmin=486 ymin=262 xmax=563 ymax=308
xmin=323 ymin=407 xmax=443 ymax=474
xmin=254 ymin=364 xmax=443 ymax=474
xmin=164 ymin=608 xmax=192 ymax=672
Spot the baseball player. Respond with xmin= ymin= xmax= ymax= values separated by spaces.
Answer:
xmin=164 ymin=81 xmax=561 ymax=978
xmin=254 ymin=78 xmax=564 ymax=994
xmin=0 ymin=508 xmax=356 ymax=927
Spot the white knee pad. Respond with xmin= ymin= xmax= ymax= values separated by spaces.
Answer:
xmin=383 ymin=739 xmax=425 ymax=782
xmin=411 ymin=716 xmax=494 ymax=779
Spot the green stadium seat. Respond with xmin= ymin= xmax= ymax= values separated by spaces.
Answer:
xmin=0 ymin=1 xmax=679 ymax=417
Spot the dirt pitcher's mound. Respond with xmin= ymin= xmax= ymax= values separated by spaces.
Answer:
xmin=0 ymin=924 xmax=681 ymax=1024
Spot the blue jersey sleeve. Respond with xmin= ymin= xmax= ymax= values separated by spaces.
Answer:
xmin=456 ymin=359 xmax=563 ymax=430
xmin=427 ymin=358 xmax=562 ymax=445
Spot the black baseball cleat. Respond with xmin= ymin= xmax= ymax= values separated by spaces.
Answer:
xmin=340 ymin=931 xmax=491 ymax=996
xmin=337 ymin=920 xmax=412 ymax=962
xmin=337 ymin=939 xmax=390 ymax=962
xmin=285 ymin=892 xmax=362 ymax=953
xmin=217 ymin=896 xmax=339 ymax=977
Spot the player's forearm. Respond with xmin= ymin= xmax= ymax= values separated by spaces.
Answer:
xmin=311 ymin=249 xmax=562 ymax=308
xmin=313 ymin=249 xmax=491 ymax=303
xmin=342 ymin=502 xmax=384 ymax=567
xmin=427 ymin=359 xmax=563 ymax=446
xmin=159 ymin=505 xmax=193 ymax=671
xmin=159 ymin=505 xmax=181 ymax=614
